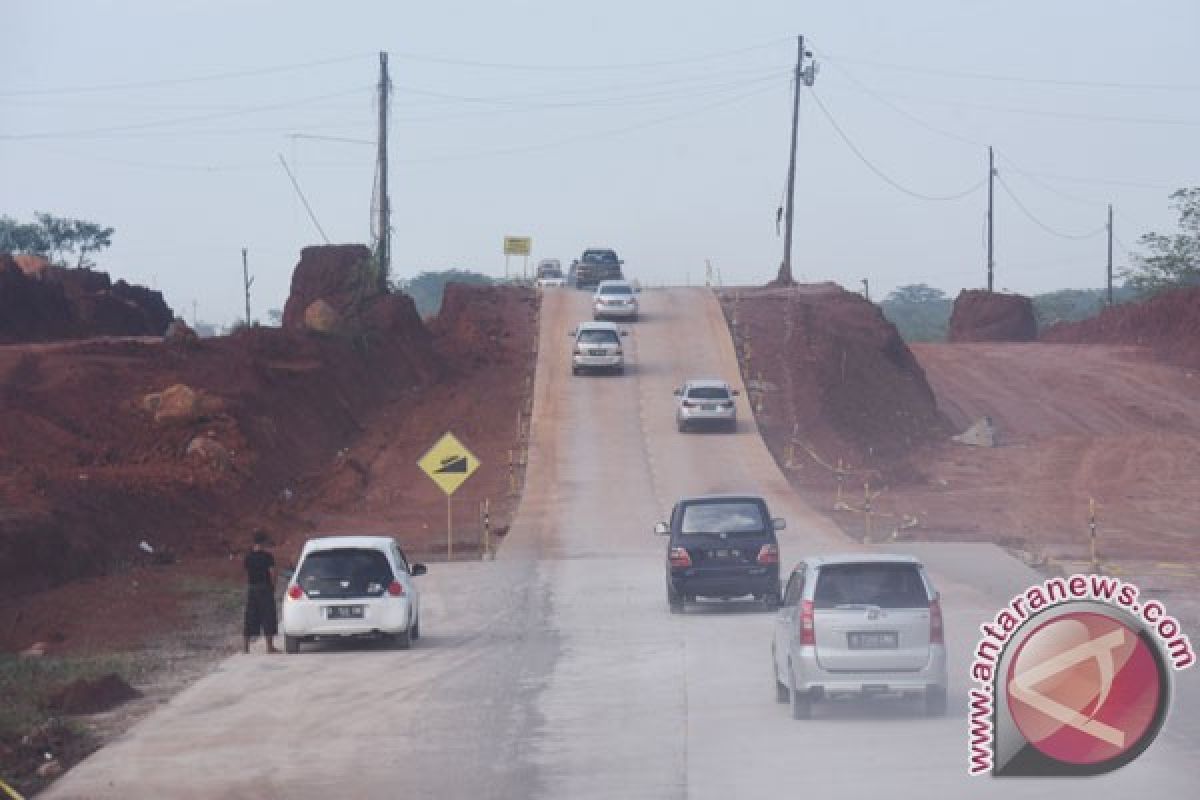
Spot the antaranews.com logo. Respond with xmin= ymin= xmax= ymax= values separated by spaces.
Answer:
xmin=968 ymin=573 xmax=1194 ymax=777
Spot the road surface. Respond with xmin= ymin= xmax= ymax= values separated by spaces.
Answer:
xmin=45 ymin=289 xmax=1198 ymax=799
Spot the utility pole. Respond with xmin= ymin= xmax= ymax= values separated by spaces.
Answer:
xmin=242 ymin=247 xmax=253 ymax=326
xmin=861 ymin=278 xmax=870 ymax=302
xmin=987 ymin=146 xmax=995 ymax=292
xmin=780 ymin=35 xmax=816 ymax=286
xmin=1106 ymin=203 xmax=1114 ymax=305
xmin=376 ymin=51 xmax=391 ymax=292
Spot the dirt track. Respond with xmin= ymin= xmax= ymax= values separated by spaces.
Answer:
xmin=908 ymin=342 xmax=1200 ymax=563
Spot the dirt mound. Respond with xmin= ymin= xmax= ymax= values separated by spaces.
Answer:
xmin=0 ymin=255 xmax=172 ymax=342
xmin=1041 ymin=287 xmax=1200 ymax=370
xmin=281 ymin=245 xmax=380 ymax=330
xmin=429 ymin=283 xmax=533 ymax=368
xmin=947 ymin=289 xmax=1037 ymax=342
xmin=721 ymin=284 xmax=950 ymax=485
xmin=43 ymin=673 xmax=140 ymax=715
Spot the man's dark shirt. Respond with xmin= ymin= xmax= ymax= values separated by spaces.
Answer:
xmin=244 ymin=550 xmax=275 ymax=586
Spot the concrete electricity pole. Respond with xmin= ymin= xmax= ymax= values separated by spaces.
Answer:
xmin=1106 ymin=203 xmax=1114 ymax=305
xmin=779 ymin=35 xmax=817 ymax=286
xmin=376 ymin=51 xmax=391 ymax=292
xmin=242 ymin=247 xmax=253 ymax=326
xmin=987 ymin=146 xmax=995 ymax=292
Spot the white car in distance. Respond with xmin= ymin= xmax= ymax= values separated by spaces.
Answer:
xmin=592 ymin=279 xmax=639 ymax=321
xmin=282 ymin=536 xmax=425 ymax=653
xmin=535 ymin=259 xmax=566 ymax=288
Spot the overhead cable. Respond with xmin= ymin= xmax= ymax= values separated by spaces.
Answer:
xmin=995 ymin=174 xmax=1109 ymax=240
xmin=808 ymin=89 xmax=986 ymax=201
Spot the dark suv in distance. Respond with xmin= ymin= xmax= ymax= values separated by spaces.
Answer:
xmin=655 ymin=494 xmax=784 ymax=613
xmin=572 ymin=248 xmax=623 ymax=290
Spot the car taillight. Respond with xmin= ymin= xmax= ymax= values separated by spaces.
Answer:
xmin=387 ymin=581 xmax=405 ymax=597
xmin=930 ymin=596 xmax=944 ymax=645
xmin=799 ymin=599 xmax=815 ymax=645
xmin=669 ymin=547 xmax=692 ymax=568
xmin=287 ymin=584 xmax=303 ymax=600
xmin=756 ymin=543 xmax=779 ymax=565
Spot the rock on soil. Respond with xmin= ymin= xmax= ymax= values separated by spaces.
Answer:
xmin=43 ymin=673 xmax=140 ymax=715
xmin=1040 ymin=286 xmax=1200 ymax=370
xmin=720 ymin=284 xmax=949 ymax=485
xmin=947 ymin=289 xmax=1037 ymax=342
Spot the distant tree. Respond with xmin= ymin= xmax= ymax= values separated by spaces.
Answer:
xmin=0 ymin=213 xmax=114 ymax=268
xmin=1122 ymin=187 xmax=1200 ymax=295
xmin=880 ymin=283 xmax=953 ymax=342
xmin=400 ymin=269 xmax=494 ymax=317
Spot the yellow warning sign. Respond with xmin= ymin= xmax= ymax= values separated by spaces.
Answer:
xmin=503 ymin=236 xmax=532 ymax=256
xmin=418 ymin=432 xmax=481 ymax=496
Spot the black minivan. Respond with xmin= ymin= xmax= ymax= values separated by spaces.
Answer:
xmin=655 ymin=494 xmax=784 ymax=613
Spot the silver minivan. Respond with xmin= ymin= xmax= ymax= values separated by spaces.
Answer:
xmin=771 ymin=554 xmax=947 ymax=718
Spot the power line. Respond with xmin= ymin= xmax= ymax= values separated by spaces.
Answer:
xmin=816 ymin=52 xmax=1200 ymax=92
xmin=995 ymin=174 xmax=1108 ymax=240
xmin=0 ymin=86 xmax=373 ymax=140
xmin=385 ymin=37 xmax=792 ymax=72
xmin=396 ymin=80 xmax=786 ymax=164
xmin=0 ymin=53 xmax=374 ymax=97
xmin=807 ymin=89 xmax=987 ymax=201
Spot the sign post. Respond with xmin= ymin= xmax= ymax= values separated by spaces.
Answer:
xmin=503 ymin=236 xmax=532 ymax=281
xmin=417 ymin=432 xmax=482 ymax=561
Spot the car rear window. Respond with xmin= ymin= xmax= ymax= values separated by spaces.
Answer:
xmin=297 ymin=548 xmax=395 ymax=599
xmin=686 ymin=387 xmax=730 ymax=400
xmin=578 ymin=329 xmax=619 ymax=344
xmin=680 ymin=502 xmax=766 ymax=535
xmin=813 ymin=563 xmax=929 ymax=609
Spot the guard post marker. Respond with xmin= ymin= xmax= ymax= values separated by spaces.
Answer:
xmin=1089 ymin=496 xmax=1099 ymax=572
xmin=863 ymin=482 xmax=873 ymax=544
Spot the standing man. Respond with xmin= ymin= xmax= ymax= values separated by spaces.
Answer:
xmin=243 ymin=531 xmax=280 ymax=654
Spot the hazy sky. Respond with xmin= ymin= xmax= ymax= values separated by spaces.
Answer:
xmin=3 ymin=1 xmax=1197 ymax=324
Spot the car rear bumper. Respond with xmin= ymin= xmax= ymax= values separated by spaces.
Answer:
xmin=573 ymin=354 xmax=623 ymax=369
xmin=594 ymin=306 xmax=637 ymax=319
xmin=670 ymin=567 xmax=777 ymax=598
xmin=790 ymin=645 xmax=948 ymax=693
xmin=678 ymin=408 xmax=736 ymax=424
xmin=281 ymin=597 xmax=412 ymax=638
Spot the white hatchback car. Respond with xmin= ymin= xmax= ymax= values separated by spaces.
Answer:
xmin=772 ymin=554 xmax=948 ymax=718
xmin=282 ymin=536 xmax=425 ymax=653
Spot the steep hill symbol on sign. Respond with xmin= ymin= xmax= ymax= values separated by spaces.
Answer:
xmin=435 ymin=455 xmax=469 ymax=474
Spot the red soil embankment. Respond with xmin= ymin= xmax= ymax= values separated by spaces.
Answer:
xmin=947 ymin=289 xmax=1037 ymax=342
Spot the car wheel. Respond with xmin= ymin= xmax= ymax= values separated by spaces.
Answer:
xmin=411 ymin=615 xmax=420 ymax=641
xmin=773 ymin=648 xmax=790 ymax=703
xmin=726 ymin=420 xmax=737 ymax=433
xmin=392 ymin=627 xmax=412 ymax=650
xmin=667 ymin=584 xmax=684 ymax=614
xmin=572 ymin=367 xmax=581 ymax=376
xmin=284 ymin=635 xmax=300 ymax=655
xmin=677 ymin=420 xmax=688 ymax=433
xmin=925 ymin=685 xmax=947 ymax=717
xmin=615 ymin=366 xmax=625 ymax=375
xmin=789 ymin=667 xmax=812 ymax=720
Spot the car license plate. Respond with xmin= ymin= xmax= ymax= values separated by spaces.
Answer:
xmin=702 ymin=404 xmax=717 ymax=411
xmin=709 ymin=549 xmax=740 ymax=559
xmin=589 ymin=349 xmax=606 ymax=356
xmin=848 ymin=631 xmax=898 ymax=649
xmin=325 ymin=605 xmax=364 ymax=620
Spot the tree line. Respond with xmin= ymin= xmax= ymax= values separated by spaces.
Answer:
xmin=0 ymin=213 xmax=114 ymax=269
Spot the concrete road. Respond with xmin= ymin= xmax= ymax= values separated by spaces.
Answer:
xmin=45 ymin=289 xmax=1197 ymax=799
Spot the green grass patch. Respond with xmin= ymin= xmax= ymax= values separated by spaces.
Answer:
xmin=0 ymin=653 xmax=142 ymax=740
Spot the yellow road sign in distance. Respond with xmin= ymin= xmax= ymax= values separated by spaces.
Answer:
xmin=418 ymin=432 xmax=481 ymax=496
xmin=504 ymin=236 xmax=532 ymax=256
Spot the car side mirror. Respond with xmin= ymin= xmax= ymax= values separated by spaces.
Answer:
xmin=772 ymin=518 xmax=787 ymax=531
xmin=568 ymin=329 xmax=576 ymax=337
xmin=654 ymin=522 xmax=669 ymax=535
xmin=673 ymin=388 xmax=682 ymax=396
xmin=731 ymin=389 xmax=741 ymax=396
xmin=411 ymin=563 xmax=427 ymax=577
